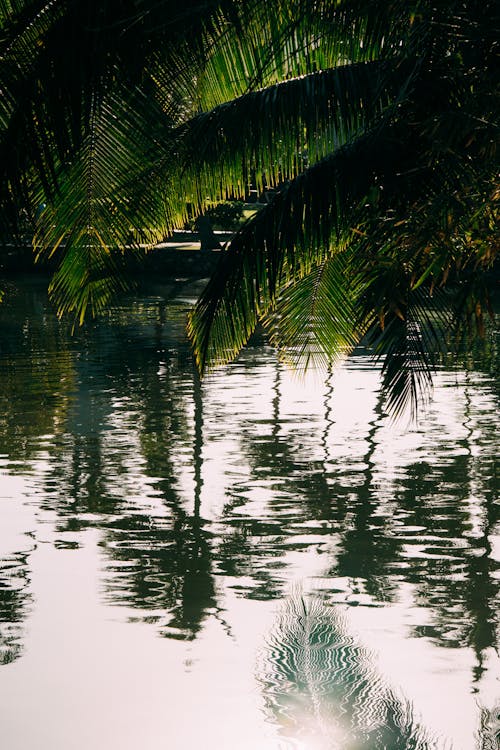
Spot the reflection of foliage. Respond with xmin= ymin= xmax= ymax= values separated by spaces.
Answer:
xmin=259 ymin=590 xmax=435 ymax=749
xmin=477 ymin=703 xmax=500 ymax=750
xmin=0 ymin=284 xmax=75 ymax=465
xmin=230 ymin=353 xmax=499 ymax=668
xmin=0 ymin=279 xmax=497 ymax=707
xmin=32 ymin=290 xmax=195 ymax=519
xmin=0 ymin=281 xmax=218 ymax=638
xmin=0 ymin=552 xmax=32 ymax=666
xmin=232 ymin=362 xmax=404 ymax=602
xmin=394 ymin=454 xmax=500 ymax=659
xmin=101 ymin=511 xmax=215 ymax=639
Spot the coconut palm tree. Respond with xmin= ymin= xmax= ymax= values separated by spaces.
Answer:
xmin=185 ymin=0 xmax=500 ymax=415
xmin=1 ymin=0 xmax=498 ymax=414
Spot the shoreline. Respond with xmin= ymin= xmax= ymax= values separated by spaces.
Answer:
xmin=0 ymin=231 xmax=228 ymax=277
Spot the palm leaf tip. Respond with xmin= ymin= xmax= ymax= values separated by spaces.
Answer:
xmin=376 ymin=318 xmax=435 ymax=422
xmin=263 ymin=254 xmax=364 ymax=371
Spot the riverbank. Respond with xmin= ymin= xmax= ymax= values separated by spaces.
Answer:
xmin=0 ymin=230 xmax=231 ymax=278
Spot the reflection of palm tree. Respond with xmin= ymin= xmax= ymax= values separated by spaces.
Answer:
xmin=242 ymin=356 xmax=339 ymax=520
xmin=468 ymin=528 xmax=499 ymax=686
xmin=100 ymin=325 xmax=217 ymax=639
xmin=215 ymin=356 xmax=340 ymax=598
xmin=101 ymin=506 xmax=216 ymax=640
xmin=0 ymin=283 xmax=75 ymax=467
xmin=477 ymin=703 xmax=500 ymax=750
xmin=394 ymin=452 xmax=496 ymax=650
xmin=38 ymin=288 xmax=195 ymax=515
xmin=169 ymin=512 xmax=216 ymax=637
xmin=4 ymin=281 xmax=221 ymax=640
xmin=393 ymin=383 xmax=499 ymax=668
xmin=170 ymin=366 xmax=218 ymax=636
xmin=321 ymin=363 xmax=334 ymax=467
xmin=461 ymin=384 xmax=499 ymax=685
xmin=223 ymin=355 xmax=402 ymax=603
xmin=334 ymin=381 xmax=401 ymax=602
xmin=192 ymin=367 xmax=203 ymax=519
xmin=0 ymin=550 xmax=33 ymax=665
xmin=258 ymin=590 xmax=435 ymax=749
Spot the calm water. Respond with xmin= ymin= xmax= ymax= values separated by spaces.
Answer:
xmin=0 ymin=278 xmax=498 ymax=750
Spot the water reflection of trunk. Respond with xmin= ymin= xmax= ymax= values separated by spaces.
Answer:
xmin=334 ymin=385 xmax=400 ymax=601
xmin=100 ymin=350 xmax=217 ymax=639
xmin=271 ymin=358 xmax=281 ymax=444
xmin=384 ymin=377 xmax=500 ymax=717
xmin=0 ymin=550 xmax=32 ymax=665
xmin=192 ymin=368 xmax=203 ymax=520
xmin=469 ymin=504 xmax=499 ymax=684
xmin=219 ymin=357 xmax=338 ymax=597
xmin=460 ymin=381 xmax=499 ymax=686
xmin=51 ymin=367 xmax=113 ymax=518
xmin=321 ymin=363 xmax=334 ymax=466
xmin=0 ymin=284 xmax=76 ymax=467
xmin=267 ymin=357 xmax=336 ymax=520
xmin=320 ymin=363 xmax=350 ymax=523
xmin=144 ymin=350 xmax=214 ymax=633
xmin=174 ymin=368 xmax=216 ymax=635
xmin=258 ymin=590 xmax=436 ymax=749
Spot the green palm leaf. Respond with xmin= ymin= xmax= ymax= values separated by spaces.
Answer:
xmin=193 ymin=0 xmax=416 ymax=110
xmin=0 ymin=0 xmax=497 ymax=416
xmin=178 ymin=59 xmax=413 ymax=207
xmin=262 ymin=252 xmax=365 ymax=371
xmin=187 ymin=126 xmax=406 ymax=372
xmin=35 ymin=87 xmax=177 ymax=324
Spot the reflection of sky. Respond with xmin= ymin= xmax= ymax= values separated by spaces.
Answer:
xmin=0 ymin=284 xmax=498 ymax=749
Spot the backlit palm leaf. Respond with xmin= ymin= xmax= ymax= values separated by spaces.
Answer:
xmin=186 ymin=125 xmax=410 ymax=372
xmin=0 ymin=0 xmax=497 ymax=414
xmin=193 ymin=0 xmax=416 ymax=110
xmin=178 ymin=59 xmax=412 ymax=208
xmin=262 ymin=253 xmax=365 ymax=371
xmin=35 ymin=87 xmax=176 ymax=324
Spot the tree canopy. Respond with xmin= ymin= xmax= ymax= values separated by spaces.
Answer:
xmin=1 ymin=0 xmax=498 ymax=414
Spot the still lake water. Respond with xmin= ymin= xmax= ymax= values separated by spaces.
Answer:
xmin=0 ymin=278 xmax=498 ymax=750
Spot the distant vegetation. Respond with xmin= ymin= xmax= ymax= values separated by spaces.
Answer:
xmin=185 ymin=201 xmax=246 ymax=232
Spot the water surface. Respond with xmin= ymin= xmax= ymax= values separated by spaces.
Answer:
xmin=0 ymin=278 xmax=498 ymax=749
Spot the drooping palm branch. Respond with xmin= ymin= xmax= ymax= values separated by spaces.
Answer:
xmin=0 ymin=0 xmax=498 ymax=413
xmin=185 ymin=0 xmax=499 ymax=413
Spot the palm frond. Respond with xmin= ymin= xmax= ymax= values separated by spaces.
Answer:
xmin=35 ymin=86 xmax=178 ymax=324
xmin=194 ymin=0 xmax=412 ymax=110
xmin=213 ymin=0 xmax=400 ymax=98
xmin=187 ymin=127 xmax=405 ymax=373
xmin=47 ymin=241 xmax=131 ymax=327
xmin=178 ymin=59 xmax=413 ymax=206
xmin=262 ymin=252 xmax=365 ymax=371
xmin=0 ymin=0 xmax=497 ymax=422
xmin=372 ymin=316 xmax=435 ymax=422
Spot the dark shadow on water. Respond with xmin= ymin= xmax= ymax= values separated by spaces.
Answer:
xmin=0 ymin=550 xmax=32 ymax=666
